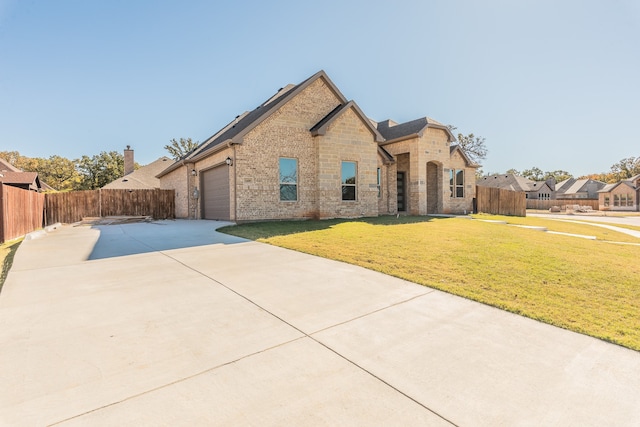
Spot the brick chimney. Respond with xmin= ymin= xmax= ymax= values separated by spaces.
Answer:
xmin=124 ymin=145 xmax=134 ymax=176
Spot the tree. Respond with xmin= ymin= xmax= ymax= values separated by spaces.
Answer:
xmin=0 ymin=151 xmax=80 ymax=191
xmin=505 ymin=168 xmax=520 ymax=176
xmin=609 ymin=156 xmax=640 ymax=181
xmin=521 ymin=167 xmax=544 ymax=181
xmin=543 ymin=170 xmax=573 ymax=182
xmin=0 ymin=151 xmax=21 ymax=166
xmin=447 ymin=126 xmax=488 ymax=164
xmin=164 ymin=138 xmax=199 ymax=160
xmin=39 ymin=156 xmax=80 ymax=191
xmin=75 ymin=151 xmax=124 ymax=190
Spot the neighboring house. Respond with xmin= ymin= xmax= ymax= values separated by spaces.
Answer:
xmin=554 ymin=178 xmax=605 ymax=200
xmin=476 ymin=174 xmax=555 ymax=200
xmin=103 ymin=146 xmax=171 ymax=189
xmin=157 ymin=70 xmax=478 ymax=221
xmin=598 ymin=174 xmax=640 ymax=211
xmin=0 ymin=157 xmax=45 ymax=192
xmin=477 ymin=174 xmax=606 ymax=202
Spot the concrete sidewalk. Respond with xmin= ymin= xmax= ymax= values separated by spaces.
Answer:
xmin=529 ymin=213 xmax=640 ymax=239
xmin=1 ymin=220 xmax=639 ymax=426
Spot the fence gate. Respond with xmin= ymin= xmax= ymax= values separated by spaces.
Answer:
xmin=475 ymin=186 xmax=526 ymax=217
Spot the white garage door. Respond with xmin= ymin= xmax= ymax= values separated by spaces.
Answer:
xmin=201 ymin=165 xmax=230 ymax=220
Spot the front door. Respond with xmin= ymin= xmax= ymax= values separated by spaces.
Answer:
xmin=397 ymin=172 xmax=406 ymax=212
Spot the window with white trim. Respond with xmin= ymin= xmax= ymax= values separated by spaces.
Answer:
xmin=449 ymin=169 xmax=464 ymax=198
xmin=279 ymin=158 xmax=298 ymax=201
xmin=342 ymin=161 xmax=356 ymax=201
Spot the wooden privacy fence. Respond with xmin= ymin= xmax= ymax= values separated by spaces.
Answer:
xmin=0 ymin=184 xmax=45 ymax=243
xmin=475 ymin=185 xmax=526 ymax=217
xmin=100 ymin=189 xmax=175 ymax=219
xmin=45 ymin=189 xmax=175 ymax=225
xmin=45 ymin=190 xmax=100 ymax=225
xmin=526 ymin=199 xmax=599 ymax=211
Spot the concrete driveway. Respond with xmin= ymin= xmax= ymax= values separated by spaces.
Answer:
xmin=1 ymin=220 xmax=639 ymax=426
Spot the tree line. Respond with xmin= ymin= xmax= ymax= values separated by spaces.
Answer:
xmin=0 ymin=150 xmax=128 ymax=191
xmin=498 ymin=156 xmax=640 ymax=184
xmin=0 ymin=138 xmax=198 ymax=192
xmin=2 ymin=135 xmax=636 ymax=191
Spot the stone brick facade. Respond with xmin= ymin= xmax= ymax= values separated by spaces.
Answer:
xmin=381 ymin=128 xmax=475 ymax=215
xmin=158 ymin=70 xmax=478 ymax=220
xmin=160 ymin=166 xmax=191 ymax=219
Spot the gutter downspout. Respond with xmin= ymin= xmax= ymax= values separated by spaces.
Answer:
xmin=232 ymin=143 xmax=237 ymax=222
xmin=186 ymin=161 xmax=192 ymax=220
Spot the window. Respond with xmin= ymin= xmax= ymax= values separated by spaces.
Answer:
xmin=621 ymin=194 xmax=628 ymax=207
xmin=604 ymin=196 xmax=609 ymax=207
xmin=279 ymin=158 xmax=297 ymax=201
xmin=449 ymin=169 xmax=464 ymax=198
xmin=377 ymin=168 xmax=381 ymax=198
xmin=629 ymin=193 xmax=635 ymax=206
xmin=342 ymin=161 xmax=356 ymax=201
xmin=614 ymin=194 xmax=620 ymax=206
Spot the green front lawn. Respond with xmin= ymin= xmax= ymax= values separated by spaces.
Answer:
xmin=220 ymin=215 xmax=640 ymax=351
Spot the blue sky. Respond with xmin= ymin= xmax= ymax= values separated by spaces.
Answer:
xmin=1 ymin=0 xmax=638 ymax=177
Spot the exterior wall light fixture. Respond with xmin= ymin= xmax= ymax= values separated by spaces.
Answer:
xmin=191 ymin=169 xmax=197 ymax=176
xmin=225 ymin=157 xmax=233 ymax=166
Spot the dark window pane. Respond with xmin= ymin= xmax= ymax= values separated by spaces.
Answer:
xmin=342 ymin=185 xmax=356 ymax=200
xmin=456 ymin=170 xmax=464 ymax=186
xmin=456 ymin=186 xmax=464 ymax=198
xmin=280 ymin=184 xmax=297 ymax=201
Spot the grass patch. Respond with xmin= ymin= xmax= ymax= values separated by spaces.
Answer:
xmin=220 ymin=216 xmax=640 ymax=351
xmin=0 ymin=238 xmax=22 ymax=293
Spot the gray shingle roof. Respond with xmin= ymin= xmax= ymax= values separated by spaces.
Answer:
xmin=376 ymin=117 xmax=455 ymax=142
xmin=477 ymin=174 xmax=536 ymax=192
xmin=563 ymin=179 xmax=589 ymax=195
xmin=158 ymin=70 xmax=349 ymax=178
xmin=599 ymin=180 xmax=637 ymax=193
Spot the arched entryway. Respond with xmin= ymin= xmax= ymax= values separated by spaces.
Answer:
xmin=426 ymin=162 xmax=441 ymax=214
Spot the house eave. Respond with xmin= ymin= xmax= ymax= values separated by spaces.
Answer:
xmin=157 ymin=140 xmax=234 ymax=178
xmin=379 ymin=134 xmax=419 ymax=145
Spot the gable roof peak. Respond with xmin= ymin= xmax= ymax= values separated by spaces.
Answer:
xmin=158 ymin=70 xmax=349 ymax=177
xmin=310 ymin=100 xmax=384 ymax=143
